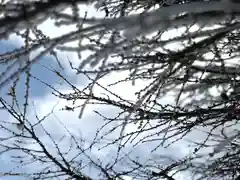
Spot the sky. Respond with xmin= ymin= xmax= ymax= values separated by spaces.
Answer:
xmin=0 ymin=39 xmax=188 ymax=179
xmin=0 ymin=1 xmax=221 ymax=180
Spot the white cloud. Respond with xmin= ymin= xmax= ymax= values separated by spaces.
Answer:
xmin=1 ymin=1 xmax=228 ymax=179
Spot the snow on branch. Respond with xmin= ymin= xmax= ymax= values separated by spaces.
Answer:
xmin=0 ymin=0 xmax=239 ymax=89
xmin=67 ymin=1 xmax=239 ymax=69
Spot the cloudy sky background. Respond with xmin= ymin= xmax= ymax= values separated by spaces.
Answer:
xmin=0 ymin=3 xmax=213 ymax=180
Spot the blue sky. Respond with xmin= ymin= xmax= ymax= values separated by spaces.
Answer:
xmin=0 ymin=1 xmax=237 ymax=179
xmin=0 ymin=39 xmax=89 ymax=179
xmin=0 ymin=41 xmax=62 ymax=179
xmin=0 ymin=3 xmax=201 ymax=180
xmin=0 ymin=40 xmax=122 ymax=179
xmin=0 ymin=40 xmax=189 ymax=179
